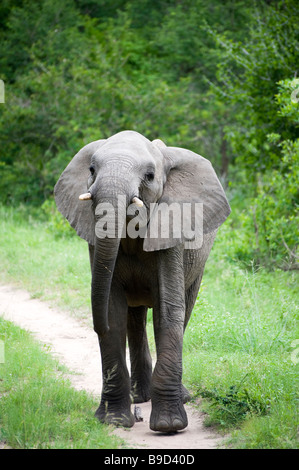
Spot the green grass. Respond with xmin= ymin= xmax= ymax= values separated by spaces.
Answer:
xmin=0 ymin=319 xmax=123 ymax=449
xmin=182 ymin=239 xmax=299 ymax=448
xmin=0 ymin=205 xmax=298 ymax=448
xmin=0 ymin=205 xmax=92 ymax=322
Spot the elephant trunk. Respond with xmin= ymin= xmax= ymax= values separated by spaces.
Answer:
xmin=91 ymin=192 xmax=127 ymax=338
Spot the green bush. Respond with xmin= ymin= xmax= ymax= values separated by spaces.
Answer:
xmin=196 ymin=376 xmax=268 ymax=428
xmin=41 ymin=198 xmax=76 ymax=238
xmin=250 ymin=138 xmax=299 ymax=269
xmin=221 ymin=79 xmax=299 ymax=269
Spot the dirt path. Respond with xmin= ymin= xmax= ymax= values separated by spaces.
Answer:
xmin=0 ymin=284 xmax=224 ymax=449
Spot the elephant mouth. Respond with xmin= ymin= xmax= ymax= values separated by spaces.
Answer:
xmin=79 ymin=191 xmax=143 ymax=208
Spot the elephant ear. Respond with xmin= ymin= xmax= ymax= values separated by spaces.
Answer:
xmin=54 ymin=140 xmax=106 ymax=245
xmin=143 ymin=146 xmax=231 ymax=252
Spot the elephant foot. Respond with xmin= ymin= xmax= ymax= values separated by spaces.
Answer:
xmin=150 ymin=401 xmax=188 ymax=433
xmin=131 ymin=384 xmax=189 ymax=404
xmin=182 ymin=384 xmax=192 ymax=404
xmin=131 ymin=381 xmax=151 ymax=404
xmin=95 ymin=402 xmax=135 ymax=428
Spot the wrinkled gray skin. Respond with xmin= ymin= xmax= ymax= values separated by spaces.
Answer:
xmin=54 ymin=131 xmax=230 ymax=433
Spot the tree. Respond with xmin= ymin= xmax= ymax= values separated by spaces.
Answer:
xmin=210 ymin=0 xmax=299 ymax=174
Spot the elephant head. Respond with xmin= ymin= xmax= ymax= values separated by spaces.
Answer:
xmin=54 ymin=130 xmax=230 ymax=337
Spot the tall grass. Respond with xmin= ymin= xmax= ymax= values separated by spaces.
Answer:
xmin=0 ymin=205 xmax=298 ymax=448
xmin=182 ymin=235 xmax=299 ymax=448
xmin=0 ymin=205 xmax=92 ymax=322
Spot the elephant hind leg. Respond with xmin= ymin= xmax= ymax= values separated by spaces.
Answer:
xmin=127 ymin=306 xmax=152 ymax=403
xmin=182 ymin=384 xmax=192 ymax=403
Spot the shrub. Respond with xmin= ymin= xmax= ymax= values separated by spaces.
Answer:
xmin=41 ymin=198 xmax=75 ymax=238
xmin=223 ymin=79 xmax=299 ymax=270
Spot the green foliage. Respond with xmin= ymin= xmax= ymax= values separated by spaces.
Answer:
xmin=222 ymin=79 xmax=299 ymax=269
xmin=196 ymin=376 xmax=268 ymax=428
xmin=277 ymin=77 xmax=299 ymax=122
xmin=213 ymin=0 xmax=299 ymax=173
xmin=0 ymin=0 xmax=249 ymax=206
xmin=41 ymin=198 xmax=76 ymax=238
xmin=250 ymin=140 xmax=299 ymax=269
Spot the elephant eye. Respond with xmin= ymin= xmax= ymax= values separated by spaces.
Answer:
xmin=89 ymin=165 xmax=95 ymax=176
xmin=144 ymin=171 xmax=155 ymax=183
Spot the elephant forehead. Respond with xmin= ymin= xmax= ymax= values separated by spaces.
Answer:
xmin=93 ymin=142 xmax=156 ymax=166
xmin=105 ymin=129 xmax=150 ymax=145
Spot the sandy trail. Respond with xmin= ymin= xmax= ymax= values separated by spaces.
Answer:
xmin=0 ymin=284 xmax=224 ymax=449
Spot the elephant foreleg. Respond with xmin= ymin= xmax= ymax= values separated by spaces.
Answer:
xmin=127 ymin=306 xmax=152 ymax=403
xmin=150 ymin=246 xmax=188 ymax=433
xmin=95 ymin=283 xmax=134 ymax=428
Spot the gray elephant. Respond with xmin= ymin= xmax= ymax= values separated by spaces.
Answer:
xmin=54 ymin=130 xmax=230 ymax=433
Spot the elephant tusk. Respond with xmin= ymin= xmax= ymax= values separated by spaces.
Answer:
xmin=79 ymin=192 xmax=92 ymax=201
xmin=132 ymin=196 xmax=144 ymax=207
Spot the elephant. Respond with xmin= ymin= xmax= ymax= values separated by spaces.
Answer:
xmin=54 ymin=130 xmax=230 ymax=433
